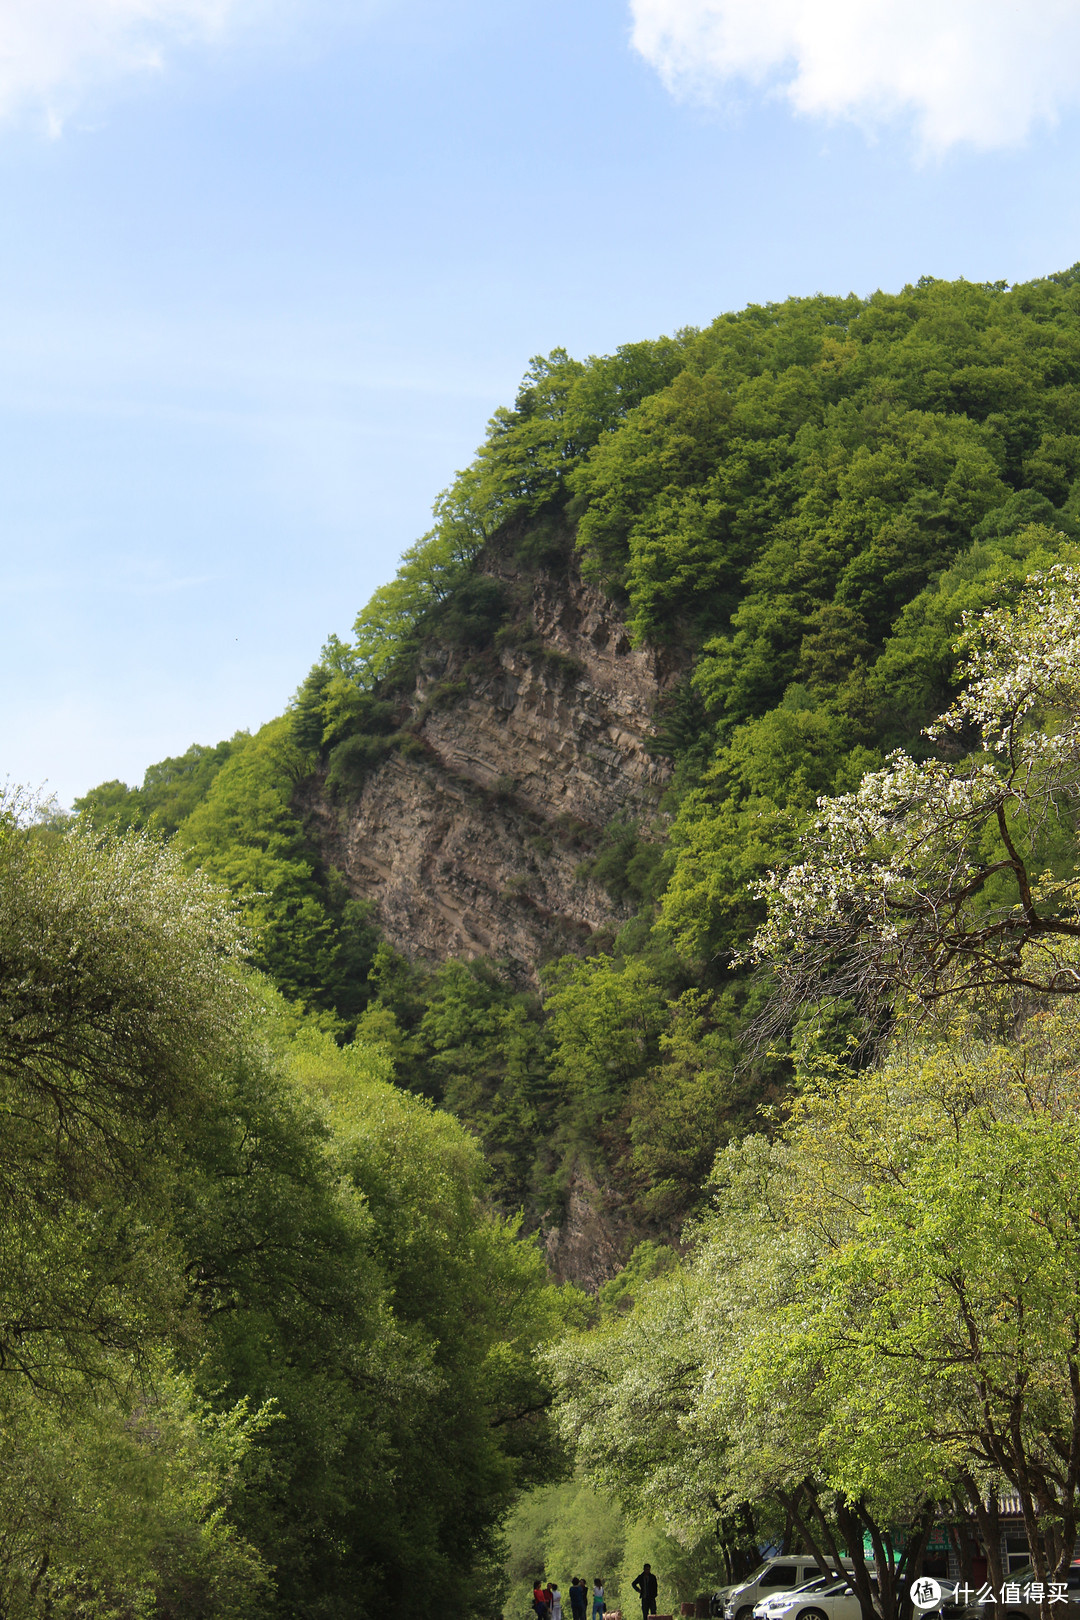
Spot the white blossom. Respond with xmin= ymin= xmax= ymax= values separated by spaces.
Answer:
xmin=751 ymin=564 xmax=1080 ymax=1012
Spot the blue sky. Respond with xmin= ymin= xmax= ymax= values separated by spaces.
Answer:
xmin=5 ymin=0 xmax=1080 ymax=805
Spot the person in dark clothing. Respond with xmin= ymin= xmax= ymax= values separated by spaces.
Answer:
xmin=534 ymin=1581 xmax=550 ymax=1620
xmin=570 ymin=1580 xmax=588 ymax=1620
xmin=632 ymin=1564 xmax=658 ymax=1620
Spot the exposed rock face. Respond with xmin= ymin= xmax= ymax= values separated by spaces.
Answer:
xmin=303 ymin=545 xmax=685 ymax=984
xmin=542 ymin=1163 xmax=634 ymax=1291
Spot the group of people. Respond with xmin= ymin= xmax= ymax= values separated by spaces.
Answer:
xmin=531 ymin=1565 xmax=659 ymax=1620
xmin=532 ymin=1578 xmax=604 ymax=1620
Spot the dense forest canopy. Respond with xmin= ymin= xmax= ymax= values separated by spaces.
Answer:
xmin=0 ymin=797 xmax=579 ymax=1620
xmin=79 ymin=267 xmax=1080 ymax=1233
xmin=61 ymin=266 xmax=1080 ymax=1617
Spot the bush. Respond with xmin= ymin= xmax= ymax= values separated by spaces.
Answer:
xmin=326 ymin=733 xmax=393 ymax=795
xmin=428 ymin=574 xmax=508 ymax=649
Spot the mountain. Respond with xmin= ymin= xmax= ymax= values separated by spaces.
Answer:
xmin=77 ymin=268 xmax=1080 ymax=1284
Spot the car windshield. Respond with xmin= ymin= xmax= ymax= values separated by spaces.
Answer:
xmin=743 ymin=1568 xmax=773 ymax=1586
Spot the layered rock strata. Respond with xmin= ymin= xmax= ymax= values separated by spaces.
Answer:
xmin=303 ymin=548 xmax=683 ymax=983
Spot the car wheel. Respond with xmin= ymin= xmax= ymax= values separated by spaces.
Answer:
xmin=736 ymin=1606 xmax=755 ymax=1620
xmin=798 ymin=1608 xmax=829 ymax=1620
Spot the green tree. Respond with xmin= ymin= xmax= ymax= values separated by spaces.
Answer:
xmin=760 ymin=1021 xmax=1080 ymax=1596
xmin=752 ymin=561 xmax=1080 ymax=1026
xmin=1 ymin=796 xmax=587 ymax=1620
xmin=0 ymin=1372 xmax=270 ymax=1620
xmin=74 ymin=734 xmax=248 ymax=835
xmin=544 ymin=954 xmax=668 ymax=1126
xmin=0 ymin=794 xmax=270 ymax=1618
xmin=179 ymin=717 xmax=380 ymax=1028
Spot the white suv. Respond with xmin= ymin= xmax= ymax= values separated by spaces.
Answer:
xmin=718 ymin=1560 xmax=844 ymax=1620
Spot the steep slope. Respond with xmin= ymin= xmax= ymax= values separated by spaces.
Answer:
xmin=302 ymin=540 xmax=684 ymax=983
xmin=76 ymin=270 xmax=1080 ymax=1288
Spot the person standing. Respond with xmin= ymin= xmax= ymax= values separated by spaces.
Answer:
xmin=632 ymin=1564 xmax=658 ymax=1620
xmin=534 ymin=1581 xmax=549 ymax=1620
xmin=569 ymin=1579 xmax=586 ymax=1620
xmin=592 ymin=1579 xmax=605 ymax=1620
xmin=551 ymin=1586 xmax=563 ymax=1620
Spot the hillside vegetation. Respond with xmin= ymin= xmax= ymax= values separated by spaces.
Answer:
xmin=0 ymin=801 xmax=581 ymax=1620
xmin=79 ymin=268 xmax=1080 ymax=1247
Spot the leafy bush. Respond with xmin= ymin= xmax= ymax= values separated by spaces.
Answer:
xmin=325 ymin=732 xmax=394 ymax=795
xmin=578 ymin=820 xmax=667 ymax=906
xmin=427 ymin=572 xmax=508 ymax=648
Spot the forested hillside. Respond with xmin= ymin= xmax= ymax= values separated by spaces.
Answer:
xmin=50 ymin=264 xmax=1080 ymax=1619
xmin=0 ymin=803 xmax=583 ymax=1620
xmin=80 ymin=268 xmax=1080 ymax=1270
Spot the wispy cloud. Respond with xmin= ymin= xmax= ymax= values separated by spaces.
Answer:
xmin=629 ymin=0 xmax=1080 ymax=152
xmin=0 ymin=0 xmax=254 ymax=128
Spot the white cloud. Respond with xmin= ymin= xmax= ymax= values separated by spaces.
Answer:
xmin=0 ymin=0 xmax=251 ymax=127
xmin=629 ymin=0 xmax=1080 ymax=151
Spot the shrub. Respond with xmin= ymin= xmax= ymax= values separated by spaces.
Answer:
xmin=326 ymin=733 xmax=393 ymax=796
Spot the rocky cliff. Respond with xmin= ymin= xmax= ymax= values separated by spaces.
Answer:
xmin=302 ymin=541 xmax=686 ymax=985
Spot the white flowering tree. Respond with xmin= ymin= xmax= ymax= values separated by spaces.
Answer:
xmin=751 ymin=564 xmax=1080 ymax=1020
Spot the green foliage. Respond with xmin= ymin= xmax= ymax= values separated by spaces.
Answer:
xmin=0 ymin=1373 xmax=271 ymax=1620
xmin=0 ymin=797 xmax=271 ymax=1617
xmin=325 ymin=728 xmax=395 ymax=793
xmin=750 ymin=560 xmax=1080 ymax=1022
xmin=177 ymin=1014 xmax=582 ymax=1620
xmin=292 ymin=336 xmax=691 ymax=726
xmin=550 ymin=997 xmax=1080 ymax=1610
xmin=863 ymin=522 xmax=1076 ymax=740
xmin=577 ymin=820 xmax=668 ymax=907
xmin=504 ymin=1478 xmax=626 ymax=1606
xmin=0 ymin=800 xmax=248 ymax=1386
xmin=428 ymin=571 xmax=508 ymax=648
xmin=502 ymin=1474 xmax=722 ymax=1618
xmin=71 ymin=267 xmax=1080 ymax=1266
xmin=544 ymin=954 xmax=669 ymax=1126
xmin=1 ymin=803 xmax=585 ymax=1620
xmin=546 ymin=1257 xmax=771 ymax=1583
xmin=573 ymin=278 xmax=1080 ymax=669
xmin=481 ymin=341 xmax=691 ymax=523
xmin=178 ymin=717 xmax=381 ymax=1029
xmin=291 ymin=667 xmax=398 ymax=754
xmin=73 ymin=733 xmax=247 ymax=835
xmin=347 ymin=466 xmax=496 ymax=688
xmin=352 ymin=953 xmax=561 ymax=1217
xmin=596 ymin=1240 xmax=677 ymax=1319
xmin=625 ymin=989 xmax=745 ymax=1219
